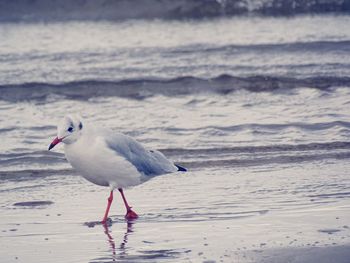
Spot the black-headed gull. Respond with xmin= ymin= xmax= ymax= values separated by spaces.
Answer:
xmin=48 ymin=115 xmax=186 ymax=223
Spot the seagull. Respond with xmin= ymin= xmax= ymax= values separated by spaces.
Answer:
xmin=48 ymin=114 xmax=186 ymax=223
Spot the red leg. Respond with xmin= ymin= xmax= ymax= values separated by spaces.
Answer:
xmin=102 ymin=191 xmax=113 ymax=223
xmin=118 ymin=188 xmax=138 ymax=220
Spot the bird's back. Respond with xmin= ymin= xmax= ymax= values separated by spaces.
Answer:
xmin=104 ymin=131 xmax=178 ymax=177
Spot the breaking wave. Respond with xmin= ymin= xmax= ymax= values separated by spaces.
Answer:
xmin=0 ymin=0 xmax=349 ymax=21
xmin=0 ymin=74 xmax=349 ymax=101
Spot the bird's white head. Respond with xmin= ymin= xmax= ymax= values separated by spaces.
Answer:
xmin=48 ymin=114 xmax=84 ymax=150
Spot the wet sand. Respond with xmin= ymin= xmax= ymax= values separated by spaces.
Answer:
xmin=249 ymin=245 xmax=350 ymax=263
xmin=1 ymin=161 xmax=350 ymax=263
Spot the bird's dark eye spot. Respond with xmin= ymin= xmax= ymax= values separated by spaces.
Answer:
xmin=67 ymin=127 xmax=74 ymax=132
xmin=79 ymin=122 xmax=83 ymax=130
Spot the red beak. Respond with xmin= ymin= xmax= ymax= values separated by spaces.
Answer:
xmin=48 ymin=137 xmax=62 ymax=150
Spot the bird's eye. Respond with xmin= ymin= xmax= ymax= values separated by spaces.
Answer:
xmin=67 ymin=127 xmax=74 ymax=132
xmin=79 ymin=122 xmax=83 ymax=130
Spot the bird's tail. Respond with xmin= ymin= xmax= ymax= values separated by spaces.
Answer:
xmin=175 ymin=164 xmax=187 ymax=172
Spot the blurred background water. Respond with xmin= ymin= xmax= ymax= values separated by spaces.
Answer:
xmin=1 ymin=1 xmax=350 ymax=262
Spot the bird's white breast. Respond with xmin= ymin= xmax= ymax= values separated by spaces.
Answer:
xmin=64 ymin=135 xmax=142 ymax=189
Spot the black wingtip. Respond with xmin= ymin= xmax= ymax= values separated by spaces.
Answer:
xmin=175 ymin=164 xmax=187 ymax=172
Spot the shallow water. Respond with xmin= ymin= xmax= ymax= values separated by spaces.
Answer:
xmin=1 ymin=15 xmax=350 ymax=262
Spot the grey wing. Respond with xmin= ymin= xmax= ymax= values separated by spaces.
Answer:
xmin=105 ymin=133 xmax=177 ymax=176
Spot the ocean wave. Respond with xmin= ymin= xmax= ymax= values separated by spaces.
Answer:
xmin=178 ymin=151 xmax=350 ymax=169
xmin=1 ymin=141 xmax=350 ymax=181
xmin=162 ymin=121 xmax=350 ymax=134
xmin=160 ymin=141 xmax=350 ymax=156
xmin=170 ymin=40 xmax=350 ymax=54
xmin=0 ymin=0 xmax=349 ymax=21
xmin=0 ymin=168 xmax=75 ymax=182
xmin=3 ymin=40 xmax=349 ymax=61
xmin=1 ymin=75 xmax=350 ymax=101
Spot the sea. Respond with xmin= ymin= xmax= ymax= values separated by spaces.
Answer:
xmin=1 ymin=1 xmax=350 ymax=262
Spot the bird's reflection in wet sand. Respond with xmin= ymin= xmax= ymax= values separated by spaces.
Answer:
xmin=92 ymin=219 xmax=183 ymax=262
xmin=102 ymin=220 xmax=134 ymax=262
